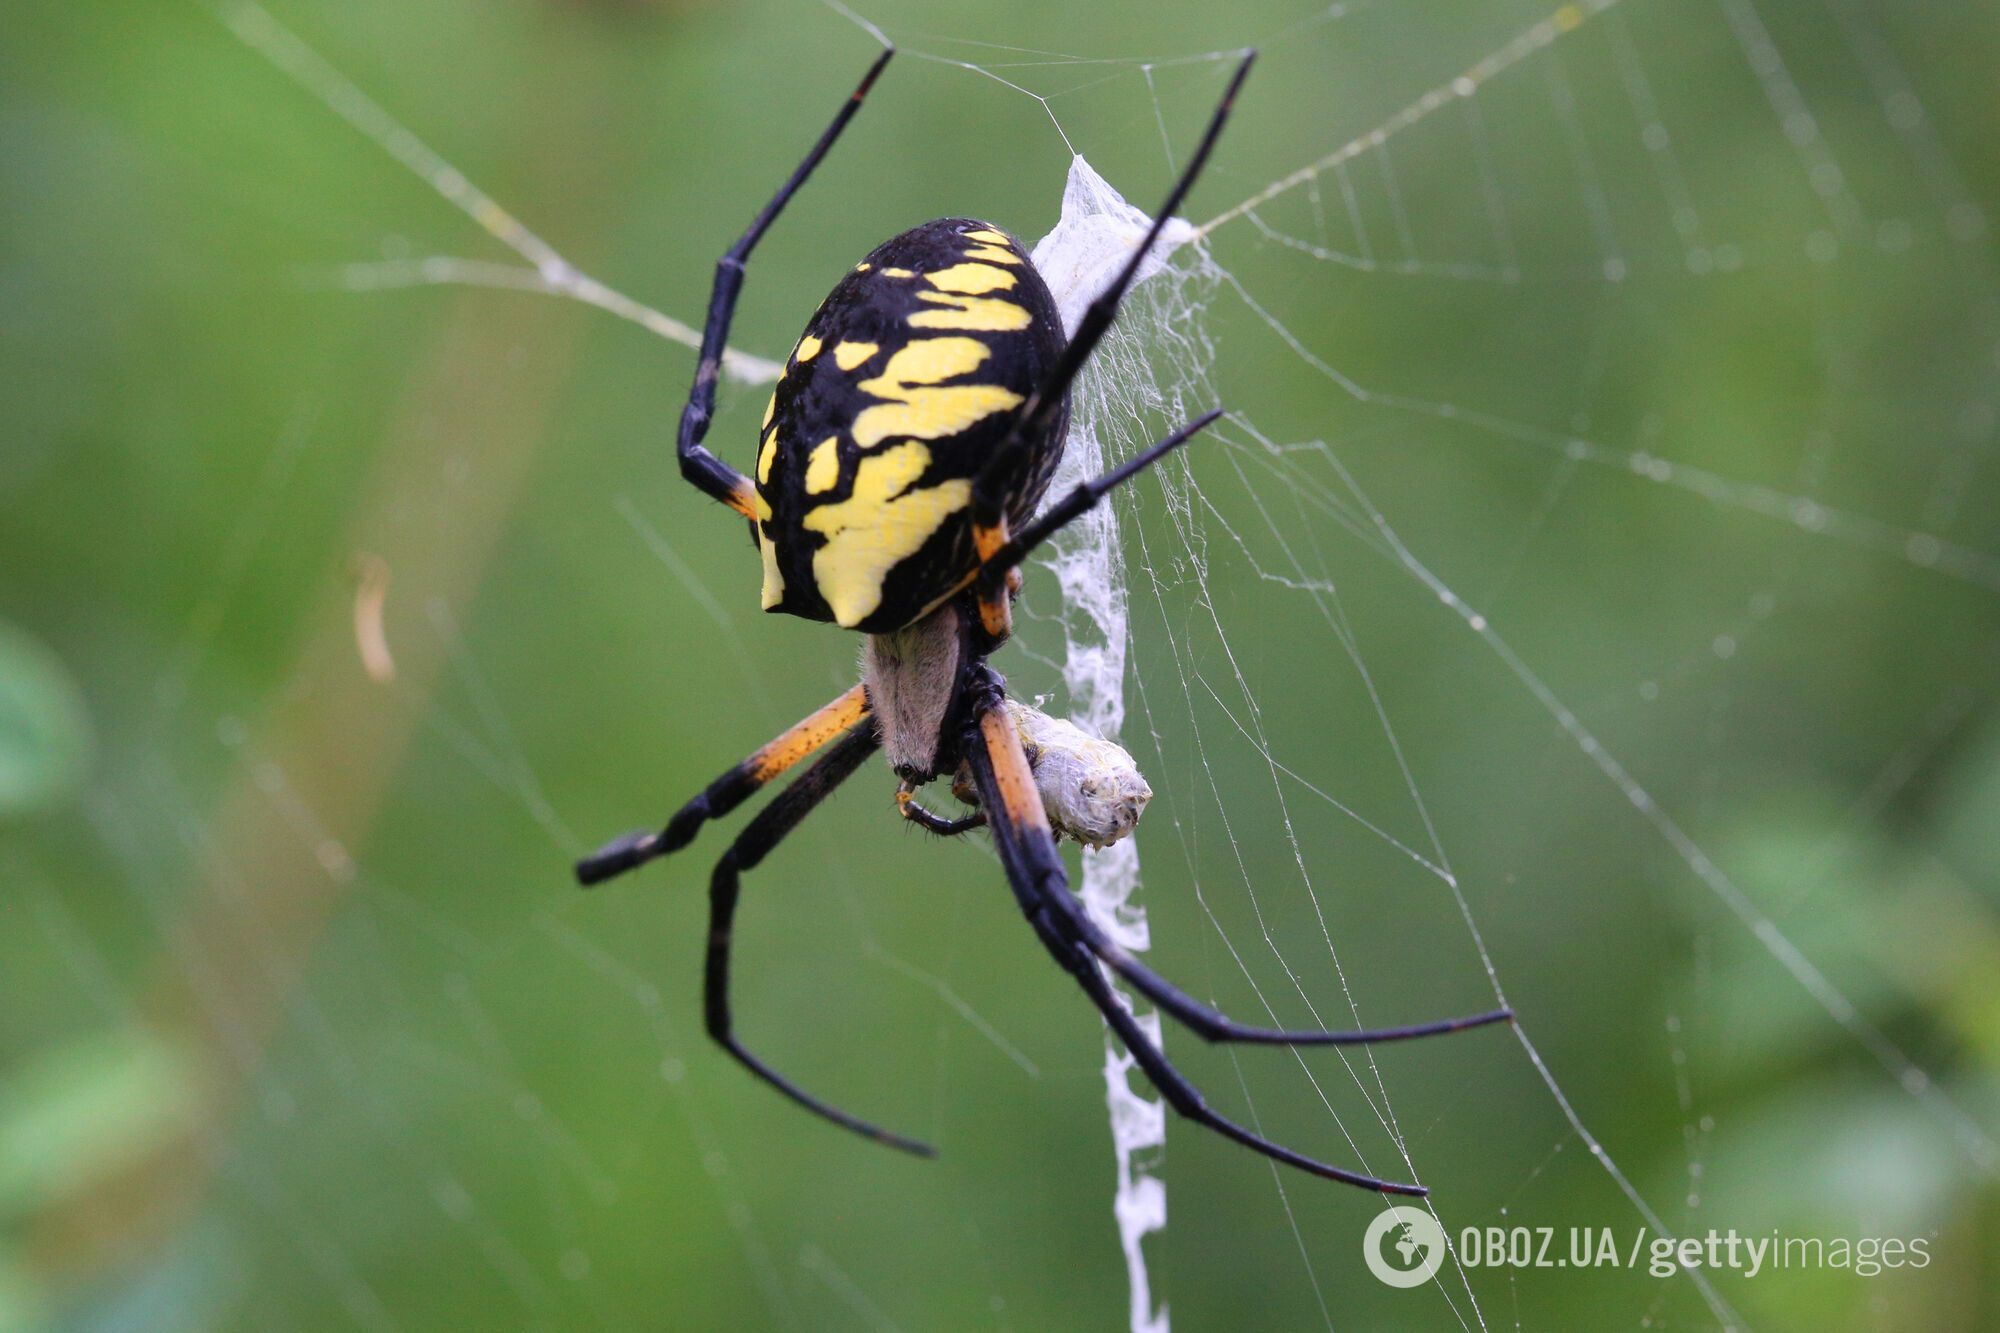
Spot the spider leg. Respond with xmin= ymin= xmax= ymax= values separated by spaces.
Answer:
xmin=958 ymin=685 xmax=1511 ymax=1046
xmin=970 ymin=52 xmax=1254 ymax=548
xmin=576 ymin=684 xmax=869 ymax=885
xmin=705 ymin=722 xmax=935 ymax=1157
xmin=676 ymin=49 xmax=894 ymax=519
xmin=1050 ymin=891 xmax=1513 ymax=1046
xmin=896 ymin=782 xmax=986 ymax=836
xmin=973 ymin=410 xmax=1223 ymax=627
xmin=956 ymin=688 xmax=1424 ymax=1192
xmin=1068 ymin=935 xmax=1427 ymax=1195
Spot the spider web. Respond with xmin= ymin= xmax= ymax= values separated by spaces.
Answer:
xmin=6 ymin=0 xmax=1999 ymax=1329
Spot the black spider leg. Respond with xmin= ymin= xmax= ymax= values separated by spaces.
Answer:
xmin=955 ymin=683 xmax=1425 ymax=1192
xmin=896 ymin=782 xmax=986 ymax=836
xmin=705 ymin=721 xmax=935 ymax=1158
xmin=1068 ymin=938 xmax=1426 ymax=1195
xmin=949 ymin=654 xmax=1511 ymax=1046
xmin=970 ymin=51 xmax=1255 ymax=538
xmin=974 ymin=409 xmax=1223 ymax=612
xmin=1036 ymin=872 xmax=1513 ymax=1047
xmin=676 ymin=49 xmax=895 ymax=518
xmin=575 ymin=684 xmax=869 ymax=885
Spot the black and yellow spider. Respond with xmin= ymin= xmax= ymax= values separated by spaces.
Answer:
xmin=576 ymin=49 xmax=1511 ymax=1195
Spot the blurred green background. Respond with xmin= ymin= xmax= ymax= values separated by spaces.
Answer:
xmin=5 ymin=0 xmax=1999 ymax=1328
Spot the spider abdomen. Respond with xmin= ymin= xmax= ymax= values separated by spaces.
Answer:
xmin=753 ymin=218 xmax=1068 ymax=634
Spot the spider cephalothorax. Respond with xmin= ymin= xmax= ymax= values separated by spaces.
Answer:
xmin=576 ymin=47 xmax=1513 ymax=1194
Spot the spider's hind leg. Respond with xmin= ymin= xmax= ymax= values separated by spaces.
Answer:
xmin=970 ymin=50 xmax=1255 ymax=543
xmin=972 ymin=409 xmax=1223 ymax=636
xmin=674 ymin=49 xmax=894 ymax=518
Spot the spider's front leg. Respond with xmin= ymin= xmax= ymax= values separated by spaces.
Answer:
xmin=955 ymin=664 xmax=1510 ymax=1191
xmin=576 ymin=683 xmax=868 ymax=885
xmin=577 ymin=681 xmax=927 ymax=1154
xmin=954 ymin=669 xmax=1413 ymax=1189
xmin=701 ymin=722 xmax=934 ymax=1157
xmin=895 ymin=779 xmax=986 ymax=837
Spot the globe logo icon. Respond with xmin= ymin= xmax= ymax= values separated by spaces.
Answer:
xmin=1362 ymin=1206 xmax=1446 ymax=1288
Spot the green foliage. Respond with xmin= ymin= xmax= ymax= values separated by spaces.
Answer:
xmin=0 ymin=622 xmax=91 ymax=819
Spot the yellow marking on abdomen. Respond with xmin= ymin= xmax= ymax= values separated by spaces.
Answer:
xmin=868 ymin=336 xmax=988 ymax=385
xmin=802 ymin=442 xmax=971 ymax=627
xmin=963 ymin=229 xmax=1011 ymax=246
xmin=756 ymin=431 xmax=778 ymax=485
xmin=804 ymin=436 xmax=842 ymax=494
xmin=795 ymin=334 xmax=823 ymax=362
xmin=833 ymin=341 xmax=879 ymax=370
xmin=880 ymin=267 xmax=916 ymax=279
xmin=964 ymin=244 xmax=1020 ymax=266
xmin=926 ymin=263 xmax=1018 ymax=294
xmin=909 ymin=291 xmax=1031 ymax=332
xmin=758 ymin=528 xmax=785 ymax=608
xmin=852 ymin=338 xmax=1024 ymax=449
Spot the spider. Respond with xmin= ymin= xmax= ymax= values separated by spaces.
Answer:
xmin=576 ymin=48 xmax=1512 ymax=1195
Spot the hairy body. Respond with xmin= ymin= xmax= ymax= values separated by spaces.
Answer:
xmin=861 ymin=604 xmax=1151 ymax=846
